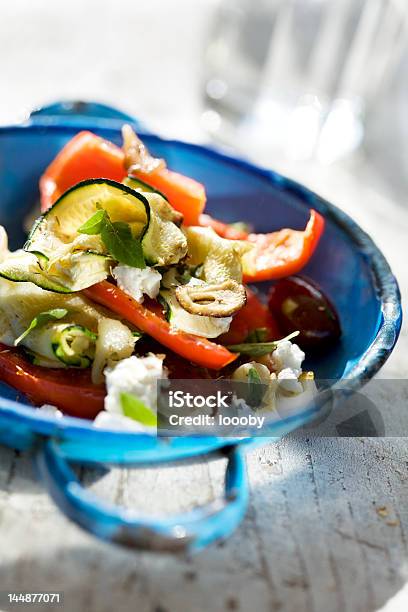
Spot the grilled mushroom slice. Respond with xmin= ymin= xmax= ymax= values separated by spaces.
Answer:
xmin=175 ymin=279 xmax=246 ymax=317
xmin=122 ymin=124 xmax=165 ymax=175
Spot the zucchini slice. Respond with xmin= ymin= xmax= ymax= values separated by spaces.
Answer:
xmin=52 ymin=324 xmax=97 ymax=368
xmin=124 ymin=177 xmax=187 ymax=265
xmin=141 ymin=193 xmax=187 ymax=266
xmin=160 ymin=288 xmax=232 ymax=339
xmin=23 ymin=179 xmax=148 ymax=292
xmin=47 ymin=250 xmax=113 ymax=292
xmin=23 ymin=178 xmax=186 ymax=289
xmin=0 ymin=251 xmax=72 ymax=293
xmin=25 ymin=178 xmax=150 ymax=260
xmin=0 ymin=249 xmax=111 ymax=293
xmin=21 ymin=322 xmax=96 ymax=368
xmin=123 ymin=176 xmax=168 ymax=201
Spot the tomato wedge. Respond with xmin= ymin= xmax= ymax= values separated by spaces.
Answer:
xmin=242 ymin=210 xmax=325 ymax=283
xmin=40 ymin=131 xmax=206 ymax=225
xmin=83 ymin=281 xmax=237 ymax=370
xmin=219 ymin=287 xmax=279 ymax=345
xmin=0 ymin=345 xmax=105 ymax=418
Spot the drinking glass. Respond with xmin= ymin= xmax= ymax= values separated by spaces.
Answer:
xmin=202 ymin=0 xmax=407 ymax=165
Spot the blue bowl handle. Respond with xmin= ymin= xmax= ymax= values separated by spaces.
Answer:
xmin=35 ymin=438 xmax=249 ymax=553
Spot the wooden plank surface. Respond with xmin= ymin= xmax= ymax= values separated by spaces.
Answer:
xmin=1 ymin=432 xmax=408 ymax=612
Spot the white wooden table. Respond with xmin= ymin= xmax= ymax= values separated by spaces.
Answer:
xmin=1 ymin=2 xmax=407 ymax=610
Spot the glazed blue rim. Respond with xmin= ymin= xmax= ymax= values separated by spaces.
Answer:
xmin=0 ymin=120 xmax=402 ymax=442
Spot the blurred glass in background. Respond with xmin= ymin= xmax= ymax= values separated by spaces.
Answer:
xmin=202 ymin=0 xmax=407 ymax=168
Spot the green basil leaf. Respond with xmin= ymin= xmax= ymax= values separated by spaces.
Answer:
xmin=78 ymin=209 xmax=107 ymax=235
xmin=101 ymin=219 xmax=145 ymax=268
xmin=227 ymin=331 xmax=300 ymax=356
xmin=120 ymin=392 xmax=157 ymax=427
xmin=247 ymin=367 xmax=265 ymax=408
xmin=14 ymin=308 xmax=69 ymax=346
xmin=79 ymin=209 xmax=145 ymax=268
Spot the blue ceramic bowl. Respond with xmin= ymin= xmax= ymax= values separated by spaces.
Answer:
xmin=0 ymin=102 xmax=401 ymax=553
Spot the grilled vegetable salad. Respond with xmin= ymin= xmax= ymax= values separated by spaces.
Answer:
xmin=0 ymin=126 xmax=327 ymax=430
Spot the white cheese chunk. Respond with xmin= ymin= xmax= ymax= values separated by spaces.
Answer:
xmin=271 ymin=340 xmax=305 ymax=375
xmin=104 ymin=353 xmax=166 ymax=417
xmin=112 ymin=265 xmax=162 ymax=303
xmin=277 ymin=368 xmax=304 ymax=394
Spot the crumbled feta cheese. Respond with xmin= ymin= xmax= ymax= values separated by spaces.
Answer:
xmin=112 ymin=265 xmax=161 ymax=303
xmin=277 ymin=368 xmax=304 ymax=394
xmin=94 ymin=411 xmax=149 ymax=432
xmin=38 ymin=404 xmax=63 ymax=418
xmin=104 ymin=353 xmax=166 ymax=417
xmin=271 ymin=340 xmax=305 ymax=375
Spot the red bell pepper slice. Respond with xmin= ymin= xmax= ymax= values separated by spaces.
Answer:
xmin=219 ymin=287 xmax=279 ymax=345
xmin=136 ymin=168 xmax=206 ymax=226
xmin=83 ymin=281 xmax=237 ymax=370
xmin=242 ymin=210 xmax=325 ymax=282
xmin=199 ymin=214 xmax=249 ymax=240
xmin=0 ymin=344 xmax=105 ymax=418
xmin=199 ymin=212 xmax=324 ymax=283
xmin=40 ymin=131 xmax=206 ymax=225
xmin=40 ymin=131 xmax=126 ymax=212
